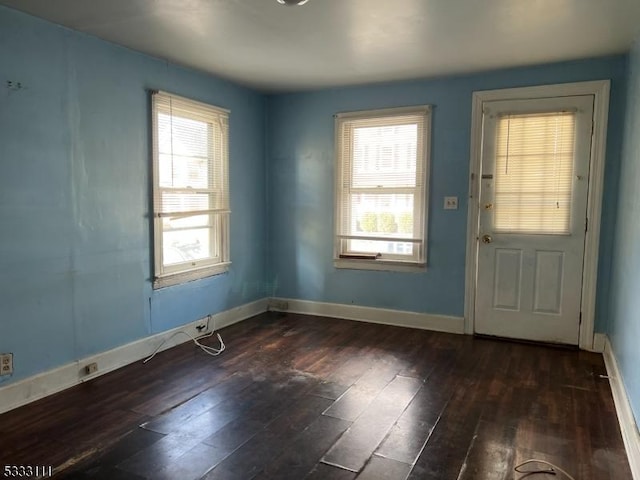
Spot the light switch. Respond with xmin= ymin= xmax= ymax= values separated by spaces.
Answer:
xmin=444 ymin=196 xmax=458 ymax=210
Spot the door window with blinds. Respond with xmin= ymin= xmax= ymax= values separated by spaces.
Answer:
xmin=334 ymin=106 xmax=431 ymax=269
xmin=151 ymin=91 xmax=230 ymax=288
xmin=494 ymin=111 xmax=577 ymax=234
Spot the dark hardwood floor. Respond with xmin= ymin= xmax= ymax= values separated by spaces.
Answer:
xmin=0 ymin=312 xmax=632 ymax=479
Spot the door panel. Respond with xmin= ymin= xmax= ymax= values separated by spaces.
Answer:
xmin=532 ymin=250 xmax=564 ymax=314
xmin=492 ymin=248 xmax=522 ymax=310
xmin=474 ymin=95 xmax=593 ymax=345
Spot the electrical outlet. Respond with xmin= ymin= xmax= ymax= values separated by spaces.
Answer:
xmin=85 ymin=362 xmax=98 ymax=375
xmin=195 ymin=315 xmax=211 ymax=334
xmin=0 ymin=353 xmax=13 ymax=375
xmin=444 ymin=196 xmax=458 ymax=210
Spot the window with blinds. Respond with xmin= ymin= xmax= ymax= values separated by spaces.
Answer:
xmin=335 ymin=106 xmax=431 ymax=267
xmin=494 ymin=111 xmax=576 ymax=235
xmin=151 ymin=91 xmax=230 ymax=287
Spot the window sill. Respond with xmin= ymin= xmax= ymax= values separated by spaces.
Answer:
xmin=334 ymin=258 xmax=426 ymax=273
xmin=153 ymin=262 xmax=230 ymax=289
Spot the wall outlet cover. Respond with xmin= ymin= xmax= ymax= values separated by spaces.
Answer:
xmin=85 ymin=362 xmax=98 ymax=375
xmin=269 ymin=299 xmax=289 ymax=311
xmin=444 ymin=196 xmax=458 ymax=210
xmin=0 ymin=353 xmax=13 ymax=376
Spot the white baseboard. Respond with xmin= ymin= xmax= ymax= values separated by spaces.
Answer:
xmin=270 ymin=297 xmax=464 ymax=334
xmin=592 ymin=332 xmax=607 ymax=353
xmin=0 ymin=298 xmax=268 ymax=415
xmin=603 ymin=336 xmax=640 ymax=480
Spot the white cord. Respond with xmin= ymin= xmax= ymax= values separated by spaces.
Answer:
xmin=143 ymin=329 xmax=225 ymax=364
xmin=515 ymin=459 xmax=576 ymax=480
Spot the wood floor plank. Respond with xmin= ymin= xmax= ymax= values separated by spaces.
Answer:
xmin=202 ymin=416 xmax=266 ymax=451
xmin=71 ymin=428 xmax=165 ymax=473
xmin=82 ymin=466 xmax=147 ymax=480
xmin=152 ymin=443 xmax=227 ymax=480
xmin=0 ymin=312 xmax=631 ymax=480
xmin=56 ymin=470 xmax=93 ymax=479
xmin=305 ymin=463 xmax=357 ymax=480
xmin=129 ymin=367 xmax=231 ymax=417
xmin=116 ymin=433 xmax=207 ymax=477
xmin=374 ymin=350 xmax=464 ymax=464
xmin=356 ymin=456 xmax=412 ymax=480
xmin=310 ymin=349 xmax=375 ymax=400
xmin=139 ymin=373 xmax=253 ymax=434
xmin=151 ymin=416 xmax=269 ymax=479
xmin=454 ymin=420 xmax=516 ymax=480
xmin=116 ymin=374 xmax=305 ymax=478
xmin=406 ymin=341 xmax=497 ymax=480
xmin=322 ymin=375 xmax=423 ymax=472
xmin=322 ymin=359 xmax=405 ymax=422
xmin=53 ymin=408 xmax=146 ymax=453
xmin=255 ymin=415 xmax=351 ymax=480
xmin=201 ymin=395 xmax=332 ymax=480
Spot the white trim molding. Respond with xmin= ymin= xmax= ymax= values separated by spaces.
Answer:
xmin=464 ymin=80 xmax=611 ymax=350
xmin=0 ymin=298 xmax=268 ymax=415
xmin=603 ymin=336 xmax=640 ymax=480
xmin=333 ymin=105 xmax=431 ymax=271
xmin=269 ymin=297 xmax=464 ymax=334
xmin=592 ymin=332 xmax=607 ymax=353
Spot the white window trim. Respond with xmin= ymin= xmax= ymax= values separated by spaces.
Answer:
xmin=334 ymin=259 xmax=426 ymax=273
xmin=334 ymin=105 xmax=432 ymax=272
xmin=151 ymin=90 xmax=231 ymax=289
xmin=153 ymin=263 xmax=231 ymax=289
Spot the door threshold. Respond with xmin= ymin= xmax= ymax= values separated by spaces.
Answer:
xmin=473 ymin=333 xmax=579 ymax=351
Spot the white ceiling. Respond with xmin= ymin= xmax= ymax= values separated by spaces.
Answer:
xmin=3 ymin=0 xmax=640 ymax=92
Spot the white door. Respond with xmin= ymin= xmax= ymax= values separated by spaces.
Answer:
xmin=474 ymin=95 xmax=593 ymax=345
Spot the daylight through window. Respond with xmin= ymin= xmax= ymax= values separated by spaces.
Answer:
xmin=494 ymin=112 xmax=576 ymax=235
xmin=335 ymin=106 xmax=431 ymax=269
xmin=151 ymin=91 xmax=230 ymax=288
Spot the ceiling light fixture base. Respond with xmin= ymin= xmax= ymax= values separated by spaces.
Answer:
xmin=277 ymin=0 xmax=310 ymax=5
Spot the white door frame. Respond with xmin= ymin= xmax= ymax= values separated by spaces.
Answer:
xmin=464 ymin=80 xmax=611 ymax=351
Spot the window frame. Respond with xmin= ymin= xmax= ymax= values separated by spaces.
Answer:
xmin=333 ymin=105 xmax=432 ymax=272
xmin=151 ymin=90 xmax=231 ymax=289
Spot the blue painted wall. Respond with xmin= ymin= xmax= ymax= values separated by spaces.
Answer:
xmin=608 ymin=37 xmax=640 ymax=426
xmin=0 ymin=6 xmax=267 ymax=384
xmin=266 ymin=57 xmax=627 ymax=323
xmin=0 ymin=4 xmax=632 ymax=389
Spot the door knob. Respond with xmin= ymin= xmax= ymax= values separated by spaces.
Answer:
xmin=481 ymin=234 xmax=493 ymax=244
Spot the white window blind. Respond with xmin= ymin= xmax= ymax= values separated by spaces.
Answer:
xmin=151 ymin=91 xmax=230 ymax=287
xmin=494 ymin=112 xmax=576 ymax=235
xmin=335 ymin=107 xmax=431 ymax=266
